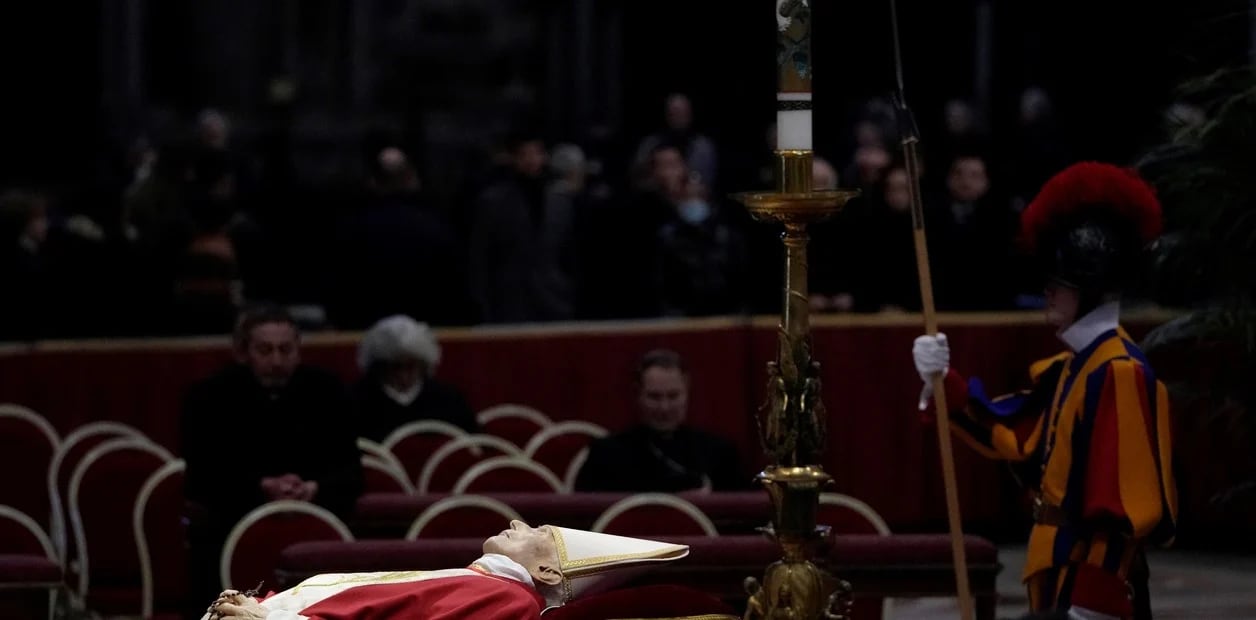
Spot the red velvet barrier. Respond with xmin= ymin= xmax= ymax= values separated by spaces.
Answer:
xmin=353 ymin=491 xmax=772 ymax=538
xmin=0 ymin=312 xmax=1172 ymax=533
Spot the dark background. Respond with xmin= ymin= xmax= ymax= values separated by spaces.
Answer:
xmin=0 ymin=0 xmax=1250 ymax=189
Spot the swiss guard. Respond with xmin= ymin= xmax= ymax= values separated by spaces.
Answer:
xmin=913 ymin=161 xmax=1178 ymax=620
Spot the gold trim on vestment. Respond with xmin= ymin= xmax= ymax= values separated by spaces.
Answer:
xmin=290 ymin=570 xmax=435 ymax=594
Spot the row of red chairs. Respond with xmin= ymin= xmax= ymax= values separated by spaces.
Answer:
xmin=360 ymin=413 xmax=608 ymax=494
xmin=0 ymin=402 xmax=905 ymax=618
xmin=0 ymin=405 xmax=183 ymax=618
xmin=4 ymin=480 xmax=890 ymax=618
xmin=0 ymin=401 xmax=597 ymax=617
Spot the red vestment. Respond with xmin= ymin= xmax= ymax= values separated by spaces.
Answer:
xmin=249 ymin=568 xmax=545 ymax=619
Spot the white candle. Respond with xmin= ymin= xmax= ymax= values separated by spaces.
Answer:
xmin=775 ymin=0 xmax=812 ymax=151
xmin=777 ymin=93 xmax=813 ymax=151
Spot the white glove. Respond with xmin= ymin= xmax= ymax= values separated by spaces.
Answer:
xmin=912 ymin=333 xmax=949 ymax=410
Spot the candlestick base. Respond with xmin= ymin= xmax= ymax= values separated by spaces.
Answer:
xmin=744 ymin=465 xmax=856 ymax=620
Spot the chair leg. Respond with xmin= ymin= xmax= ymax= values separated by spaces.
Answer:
xmin=52 ymin=583 xmax=90 ymax=620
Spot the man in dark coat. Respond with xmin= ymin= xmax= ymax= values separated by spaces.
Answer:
xmin=180 ymin=305 xmax=363 ymax=616
xmin=575 ymin=349 xmax=746 ymax=493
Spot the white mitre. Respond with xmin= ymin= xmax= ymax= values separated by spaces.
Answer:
xmin=541 ymin=527 xmax=689 ymax=611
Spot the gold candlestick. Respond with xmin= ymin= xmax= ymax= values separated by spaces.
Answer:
xmin=734 ymin=4 xmax=859 ymax=618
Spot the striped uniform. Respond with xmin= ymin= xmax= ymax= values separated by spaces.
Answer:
xmin=940 ymin=326 xmax=1177 ymax=618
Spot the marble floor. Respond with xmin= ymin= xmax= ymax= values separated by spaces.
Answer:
xmin=888 ymin=546 xmax=1256 ymax=619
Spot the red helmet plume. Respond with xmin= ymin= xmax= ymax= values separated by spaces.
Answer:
xmin=1020 ymin=161 xmax=1163 ymax=254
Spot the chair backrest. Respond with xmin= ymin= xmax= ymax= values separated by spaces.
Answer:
xmin=362 ymin=456 xmax=414 ymax=494
xmin=475 ymin=404 xmax=552 ymax=448
xmin=562 ymin=448 xmax=590 ymax=493
xmin=817 ymin=492 xmax=891 ymax=535
xmin=0 ymin=504 xmax=56 ymax=560
xmin=404 ymin=495 xmax=523 ymax=540
xmin=451 ymin=457 xmax=565 ymax=494
xmin=0 ymin=505 xmax=59 ymax=619
xmin=416 ymin=435 xmax=523 ymax=494
xmin=356 ymin=438 xmax=407 ymax=481
xmin=522 ymin=420 xmax=607 ymax=484
xmin=0 ymin=405 xmax=60 ymax=533
xmin=816 ymin=494 xmax=893 ymax=619
xmin=220 ymin=500 xmax=354 ymax=592
xmin=381 ymin=420 xmax=468 ymax=484
xmin=68 ymin=436 xmax=173 ymax=602
xmin=592 ymin=494 xmax=719 ymax=537
xmin=134 ymin=460 xmax=187 ymax=619
xmin=48 ymin=421 xmax=147 ymax=566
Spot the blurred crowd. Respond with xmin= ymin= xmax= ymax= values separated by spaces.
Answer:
xmin=0 ymin=88 xmax=1084 ymax=341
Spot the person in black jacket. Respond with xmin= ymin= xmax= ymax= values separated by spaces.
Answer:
xmin=351 ymin=314 xmax=477 ymax=442
xmin=575 ymin=349 xmax=745 ymax=493
xmin=180 ymin=304 xmax=362 ymax=617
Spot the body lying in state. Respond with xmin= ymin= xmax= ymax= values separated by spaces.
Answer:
xmin=204 ymin=520 xmax=689 ymax=620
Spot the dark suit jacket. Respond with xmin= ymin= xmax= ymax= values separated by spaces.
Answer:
xmin=574 ymin=424 xmax=748 ymax=493
xmin=180 ymin=363 xmax=364 ymax=532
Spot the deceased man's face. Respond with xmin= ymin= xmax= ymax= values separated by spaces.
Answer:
xmin=483 ymin=520 xmax=563 ymax=587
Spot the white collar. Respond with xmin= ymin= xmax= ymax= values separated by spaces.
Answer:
xmin=1058 ymin=301 xmax=1121 ymax=352
xmin=471 ymin=553 xmax=534 ymax=587
xmin=382 ymin=381 xmax=422 ymax=406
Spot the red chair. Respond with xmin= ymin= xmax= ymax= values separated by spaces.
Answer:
xmin=381 ymin=420 xmax=468 ymax=484
xmin=0 ymin=504 xmax=62 ymax=620
xmin=475 ymin=404 xmax=552 ymax=448
xmin=451 ymin=457 xmax=565 ymax=494
xmin=416 ymin=435 xmax=522 ymax=494
xmin=522 ymin=421 xmax=606 ymax=489
xmin=817 ymin=492 xmax=891 ymax=536
xmin=592 ymin=494 xmax=719 ymax=537
xmin=0 ymin=405 xmax=60 ymax=534
xmin=68 ymin=436 xmax=173 ymax=615
xmin=220 ymin=501 xmax=354 ymax=592
xmin=362 ymin=456 xmax=414 ymax=494
xmin=134 ymin=460 xmax=188 ymax=620
xmin=404 ymin=495 xmax=523 ymax=540
xmin=356 ymin=438 xmax=407 ymax=482
xmin=48 ymin=421 xmax=147 ymax=568
xmin=562 ymin=448 xmax=590 ymax=492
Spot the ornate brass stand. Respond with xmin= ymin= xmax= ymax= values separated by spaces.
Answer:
xmin=736 ymin=152 xmax=858 ymax=620
xmin=734 ymin=4 xmax=859 ymax=618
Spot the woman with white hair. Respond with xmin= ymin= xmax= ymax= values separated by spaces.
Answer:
xmin=352 ymin=315 xmax=477 ymax=441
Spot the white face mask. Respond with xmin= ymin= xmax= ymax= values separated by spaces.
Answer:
xmin=382 ymin=382 xmax=422 ymax=406
xmin=677 ymin=199 xmax=711 ymax=225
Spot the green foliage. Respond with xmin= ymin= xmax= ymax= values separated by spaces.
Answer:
xmin=1137 ymin=66 xmax=1256 ymax=520
xmin=1138 ymin=67 xmax=1256 ymax=307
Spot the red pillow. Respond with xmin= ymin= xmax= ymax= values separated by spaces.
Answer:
xmin=545 ymin=584 xmax=735 ymax=619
